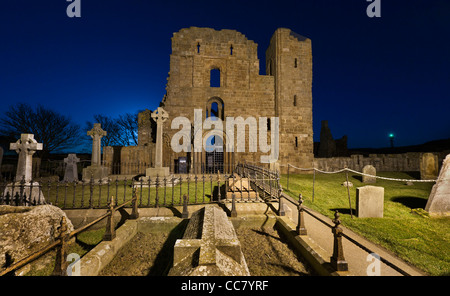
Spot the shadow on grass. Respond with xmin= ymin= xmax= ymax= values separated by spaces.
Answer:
xmin=330 ymin=208 xmax=356 ymax=217
xmin=351 ymin=175 xmax=363 ymax=182
xmin=391 ymin=196 xmax=427 ymax=209
xmin=404 ymin=171 xmax=421 ymax=180
xmin=147 ymin=219 xmax=189 ymax=276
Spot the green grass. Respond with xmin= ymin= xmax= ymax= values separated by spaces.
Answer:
xmin=280 ymin=171 xmax=450 ymax=276
xmin=24 ymin=228 xmax=105 ymax=276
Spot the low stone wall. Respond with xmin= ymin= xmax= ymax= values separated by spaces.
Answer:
xmin=314 ymin=152 xmax=447 ymax=172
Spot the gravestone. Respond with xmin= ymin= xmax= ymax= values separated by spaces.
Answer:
xmin=169 ymin=205 xmax=250 ymax=276
xmin=420 ymin=153 xmax=439 ymax=180
xmin=146 ymin=107 xmax=170 ymax=177
xmin=3 ymin=134 xmax=45 ymax=205
xmin=362 ymin=165 xmax=377 ymax=183
xmin=425 ymin=154 xmax=450 ymax=216
xmin=356 ymin=186 xmax=384 ymax=218
xmin=82 ymin=123 xmax=109 ymax=181
xmin=64 ymin=154 xmax=80 ymax=182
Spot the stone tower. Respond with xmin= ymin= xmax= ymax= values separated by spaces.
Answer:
xmin=266 ymin=28 xmax=314 ymax=170
xmin=106 ymin=27 xmax=314 ymax=174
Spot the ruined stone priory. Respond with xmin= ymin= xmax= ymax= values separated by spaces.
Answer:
xmin=104 ymin=27 xmax=314 ymax=174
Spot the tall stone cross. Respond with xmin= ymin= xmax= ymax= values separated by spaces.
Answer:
xmin=151 ymin=107 xmax=169 ymax=168
xmin=10 ymin=134 xmax=43 ymax=182
xmin=87 ymin=123 xmax=107 ymax=166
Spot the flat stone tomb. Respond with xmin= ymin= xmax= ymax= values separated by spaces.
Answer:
xmin=227 ymin=174 xmax=259 ymax=199
xmin=169 ymin=205 xmax=250 ymax=276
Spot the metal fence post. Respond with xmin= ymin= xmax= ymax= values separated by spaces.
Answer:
xmin=231 ymin=193 xmax=237 ymax=217
xmin=330 ymin=211 xmax=349 ymax=271
xmin=278 ymin=187 xmax=285 ymax=216
xmin=103 ymin=198 xmax=116 ymax=241
xmin=296 ymin=194 xmax=307 ymax=235
xmin=287 ymin=164 xmax=290 ymax=191
xmin=130 ymin=189 xmax=139 ymax=220
xmin=181 ymin=194 xmax=189 ymax=219
xmin=52 ymin=216 xmax=69 ymax=276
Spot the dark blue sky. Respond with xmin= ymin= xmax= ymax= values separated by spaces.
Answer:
xmin=1 ymin=0 xmax=449 ymax=149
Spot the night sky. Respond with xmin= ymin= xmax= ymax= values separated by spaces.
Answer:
xmin=1 ymin=0 xmax=449 ymax=150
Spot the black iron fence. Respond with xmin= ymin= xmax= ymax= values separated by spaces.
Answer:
xmin=0 ymin=162 xmax=281 ymax=209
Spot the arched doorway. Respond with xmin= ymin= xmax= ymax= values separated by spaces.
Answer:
xmin=205 ymin=134 xmax=224 ymax=174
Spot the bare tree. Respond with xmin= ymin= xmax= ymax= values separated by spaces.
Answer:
xmin=85 ymin=112 xmax=139 ymax=147
xmin=0 ymin=103 xmax=81 ymax=158
xmin=117 ymin=112 xmax=139 ymax=146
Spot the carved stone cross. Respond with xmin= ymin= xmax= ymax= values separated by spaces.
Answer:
xmin=171 ymin=206 xmax=249 ymax=276
xmin=10 ymin=134 xmax=43 ymax=182
xmin=151 ymin=107 xmax=169 ymax=168
xmin=87 ymin=123 xmax=107 ymax=166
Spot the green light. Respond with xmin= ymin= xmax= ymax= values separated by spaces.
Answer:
xmin=389 ymin=133 xmax=394 ymax=138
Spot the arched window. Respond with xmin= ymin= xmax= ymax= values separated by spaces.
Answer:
xmin=230 ymin=45 xmax=233 ymax=55
xmin=197 ymin=42 xmax=200 ymax=54
xmin=294 ymin=95 xmax=297 ymax=107
xmin=206 ymin=97 xmax=224 ymax=120
xmin=294 ymin=58 xmax=298 ymax=68
xmin=295 ymin=136 xmax=298 ymax=148
xmin=210 ymin=68 xmax=220 ymax=87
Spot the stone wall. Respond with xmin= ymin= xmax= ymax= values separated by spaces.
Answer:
xmin=313 ymin=152 xmax=448 ymax=173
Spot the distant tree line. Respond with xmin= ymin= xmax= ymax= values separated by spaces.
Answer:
xmin=0 ymin=103 xmax=140 ymax=159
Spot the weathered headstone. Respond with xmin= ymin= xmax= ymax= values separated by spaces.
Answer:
xmin=425 ymin=154 xmax=450 ymax=216
xmin=3 ymin=134 xmax=45 ymax=205
xmin=420 ymin=153 xmax=439 ymax=180
xmin=146 ymin=107 xmax=170 ymax=177
xmin=356 ymin=186 xmax=384 ymax=218
xmin=82 ymin=123 xmax=109 ymax=181
xmin=64 ymin=154 xmax=80 ymax=182
xmin=362 ymin=165 xmax=376 ymax=183
xmin=169 ymin=205 xmax=250 ymax=276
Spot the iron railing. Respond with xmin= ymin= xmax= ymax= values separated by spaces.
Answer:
xmin=0 ymin=162 xmax=282 ymax=209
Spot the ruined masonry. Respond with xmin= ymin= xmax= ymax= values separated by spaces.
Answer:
xmin=104 ymin=27 xmax=314 ymax=175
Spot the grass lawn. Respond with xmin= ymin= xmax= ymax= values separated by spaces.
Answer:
xmin=25 ymin=228 xmax=105 ymax=276
xmin=280 ymin=171 xmax=450 ymax=276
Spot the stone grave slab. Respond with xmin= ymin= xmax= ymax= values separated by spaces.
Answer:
xmin=169 ymin=205 xmax=250 ymax=276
